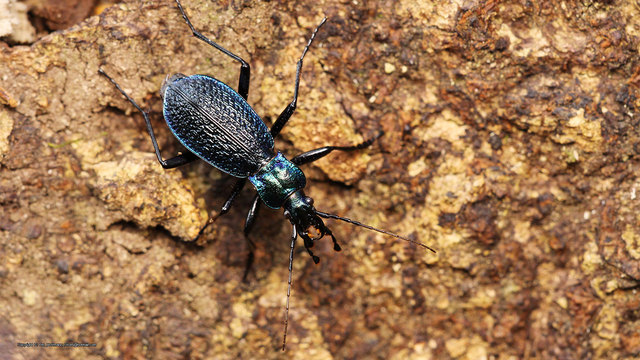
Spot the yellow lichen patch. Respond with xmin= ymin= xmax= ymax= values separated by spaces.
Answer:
xmin=0 ymin=109 xmax=13 ymax=160
xmin=367 ymin=272 xmax=403 ymax=298
xmin=497 ymin=24 xmax=551 ymax=59
xmin=89 ymin=151 xmax=207 ymax=240
xmin=444 ymin=335 xmax=489 ymax=360
xmin=185 ymin=281 xmax=220 ymax=320
xmin=71 ymin=137 xmax=116 ymax=165
xmin=20 ymin=289 xmax=38 ymax=306
xmin=0 ymin=86 xmax=19 ymax=107
xmin=464 ymin=339 xmax=489 ymax=360
xmin=230 ymin=301 xmax=253 ymax=339
xmin=555 ymin=296 xmax=569 ymax=310
xmin=396 ymin=0 xmax=466 ymax=29
xmin=550 ymin=26 xmax=588 ymax=53
xmin=621 ymin=4 xmax=640 ymax=39
xmin=446 ymin=249 xmax=478 ymax=270
xmin=551 ymin=108 xmax=603 ymax=151
xmin=417 ymin=109 xmax=468 ymax=149
xmin=512 ymin=220 xmax=532 ymax=244
xmin=425 ymin=149 xmax=483 ymax=214
xmin=594 ymin=304 xmax=620 ymax=341
xmin=61 ymin=307 xmax=94 ymax=332
xmin=390 ymin=342 xmax=434 ymax=360
xmin=445 ymin=337 xmax=468 ymax=358
xmin=407 ymin=158 xmax=429 ymax=177
xmin=467 ymin=287 xmax=497 ymax=309
xmin=581 ymin=240 xmax=603 ymax=275
xmin=621 ymin=224 xmax=640 ymax=260
xmin=286 ymin=308 xmax=332 ymax=359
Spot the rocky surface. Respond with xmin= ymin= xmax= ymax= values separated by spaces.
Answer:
xmin=1 ymin=0 xmax=639 ymax=358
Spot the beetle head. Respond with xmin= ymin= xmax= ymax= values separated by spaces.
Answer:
xmin=283 ymin=191 xmax=341 ymax=263
xmin=282 ymin=190 xmax=436 ymax=265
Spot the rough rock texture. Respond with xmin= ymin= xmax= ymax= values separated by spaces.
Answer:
xmin=1 ymin=0 xmax=639 ymax=359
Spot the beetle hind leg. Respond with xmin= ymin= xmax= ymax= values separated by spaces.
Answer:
xmin=99 ymin=69 xmax=199 ymax=169
xmin=269 ymin=18 xmax=327 ymax=138
xmin=175 ymin=0 xmax=251 ymax=100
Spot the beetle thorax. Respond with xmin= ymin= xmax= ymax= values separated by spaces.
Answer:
xmin=249 ymin=152 xmax=306 ymax=209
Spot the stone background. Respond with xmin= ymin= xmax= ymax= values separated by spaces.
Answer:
xmin=1 ymin=0 xmax=639 ymax=359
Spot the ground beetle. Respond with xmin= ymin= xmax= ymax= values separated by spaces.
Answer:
xmin=100 ymin=0 xmax=435 ymax=351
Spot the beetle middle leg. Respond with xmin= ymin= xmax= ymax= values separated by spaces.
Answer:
xmin=239 ymin=194 xmax=324 ymax=276
xmin=242 ymin=193 xmax=323 ymax=277
xmin=241 ymin=193 xmax=262 ymax=281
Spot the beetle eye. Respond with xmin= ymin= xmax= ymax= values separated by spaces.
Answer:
xmin=304 ymin=197 xmax=314 ymax=205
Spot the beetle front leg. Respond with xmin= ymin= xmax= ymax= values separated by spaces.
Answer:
xmin=218 ymin=178 xmax=247 ymax=216
xmin=291 ymin=131 xmax=384 ymax=165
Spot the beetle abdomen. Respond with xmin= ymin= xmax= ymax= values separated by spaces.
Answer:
xmin=163 ymin=74 xmax=275 ymax=177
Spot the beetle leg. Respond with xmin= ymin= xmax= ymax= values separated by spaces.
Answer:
xmin=300 ymin=233 xmax=320 ymax=264
xmin=243 ymin=193 xmax=262 ymax=236
xmin=99 ymin=69 xmax=199 ymax=169
xmin=190 ymin=178 xmax=249 ymax=243
xmin=175 ymin=0 xmax=251 ymax=100
xmin=322 ymin=227 xmax=341 ymax=252
xmin=242 ymin=237 xmax=256 ymax=283
xmin=218 ymin=178 xmax=247 ymax=216
xmin=291 ymin=131 xmax=384 ymax=165
xmin=160 ymin=152 xmax=199 ymax=168
xmin=241 ymin=193 xmax=261 ymax=281
xmin=270 ymin=18 xmax=327 ymax=138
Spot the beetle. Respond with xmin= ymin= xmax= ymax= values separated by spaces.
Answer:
xmin=99 ymin=0 xmax=435 ymax=351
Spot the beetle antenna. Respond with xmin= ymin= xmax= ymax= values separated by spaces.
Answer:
xmin=282 ymin=226 xmax=297 ymax=351
xmin=315 ymin=210 xmax=436 ymax=253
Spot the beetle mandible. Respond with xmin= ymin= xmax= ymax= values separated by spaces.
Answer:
xmin=99 ymin=0 xmax=435 ymax=351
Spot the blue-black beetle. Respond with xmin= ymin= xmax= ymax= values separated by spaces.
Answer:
xmin=100 ymin=0 xmax=435 ymax=350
